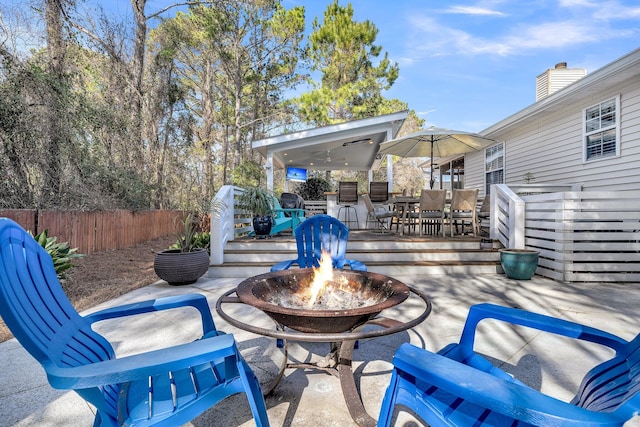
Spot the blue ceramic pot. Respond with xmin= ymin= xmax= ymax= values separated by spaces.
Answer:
xmin=253 ymin=215 xmax=273 ymax=236
xmin=499 ymin=249 xmax=539 ymax=280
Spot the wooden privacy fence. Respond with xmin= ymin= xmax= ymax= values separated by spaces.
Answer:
xmin=0 ymin=209 xmax=184 ymax=254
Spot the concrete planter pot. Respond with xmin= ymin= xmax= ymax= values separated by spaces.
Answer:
xmin=153 ymin=248 xmax=209 ymax=285
xmin=499 ymin=249 xmax=539 ymax=280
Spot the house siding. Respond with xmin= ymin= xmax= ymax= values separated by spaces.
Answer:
xmin=464 ymin=149 xmax=485 ymax=195
xmin=472 ymin=70 xmax=640 ymax=193
xmin=536 ymin=67 xmax=587 ymax=101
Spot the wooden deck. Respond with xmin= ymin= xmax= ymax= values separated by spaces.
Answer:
xmin=210 ymin=229 xmax=502 ymax=278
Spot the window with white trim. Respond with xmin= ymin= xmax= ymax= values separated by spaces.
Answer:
xmin=485 ymin=142 xmax=504 ymax=195
xmin=584 ymin=95 xmax=620 ymax=161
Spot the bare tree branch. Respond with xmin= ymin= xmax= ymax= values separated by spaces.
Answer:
xmin=58 ymin=5 xmax=132 ymax=79
xmin=146 ymin=1 xmax=222 ymax=20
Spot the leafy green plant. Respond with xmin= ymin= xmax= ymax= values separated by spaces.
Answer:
xmin=170 ymin=229 xmax=210 ymax=253
xmin=191 ymin=231 xmax=210 ymax=252
xmin=32 ymin=230 xmax=83 ymax=279
xmin=297 ymin=177 xmax=331 ymax=200
xmin=170 ymin=212 xmax=209 ymax=253
xmin=236 ymin=187 xmax=274 ymax=217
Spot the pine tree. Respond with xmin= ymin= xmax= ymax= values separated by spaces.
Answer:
xmin=295 ymin=0 xmax=399 ymax=126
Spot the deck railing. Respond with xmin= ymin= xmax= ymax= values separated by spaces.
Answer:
xmin=209 ymin=186 xmax=328 ymax=264
xmin=491 ymin=185 xmax=525 ymax=249
xmin=210 ymin=185 xmax=250 ymax=265
xmin=492 ymin=184 xmax=640 ymax=282
xmin=491 ymin=184 xmax=583 ymax=249
xmin=212 ymin=183 xmax=640 ymax=282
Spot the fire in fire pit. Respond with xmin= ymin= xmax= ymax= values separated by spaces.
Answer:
xmin=236 ymin=253 xmax=410 ymax=333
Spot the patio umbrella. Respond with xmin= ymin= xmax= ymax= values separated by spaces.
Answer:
xmin=377 ymin=126 xmax=495 ymax=188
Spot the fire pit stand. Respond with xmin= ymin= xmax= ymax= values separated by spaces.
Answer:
xmin=215 ymin=281 xmax=431 ymax=427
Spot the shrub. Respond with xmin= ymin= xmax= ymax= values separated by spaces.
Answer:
xmin=170 ymin=231 xmax=211 ymax=254
xmin=297 ymin=177 xmax=331 ymax=200
xmin=32 ymin=230 xmax=83 ymax=279
xmin=169 ymin=212 xmax=211 ymax=253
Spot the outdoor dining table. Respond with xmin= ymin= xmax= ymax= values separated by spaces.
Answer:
xmin=215 ymin=284 xmax=432 ymax=427
xmin=390 ymin=196 xmax=420 ymax=235
xmin=392 ymin=195 xmax=472 ymax=236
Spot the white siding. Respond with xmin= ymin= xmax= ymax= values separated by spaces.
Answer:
xmin=465 ymin=150 xmax=486 ymax=196
xmin=482 ymin=77 xmax=640 ymax=192
xmin=535 ymin=73 xmax=550 ymax=101
xmin=536 ymin=68 xmax=587 ymax=101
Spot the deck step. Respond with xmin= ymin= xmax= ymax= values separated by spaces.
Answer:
xmin=208 ymin=232 xmax=501 ymax=278
xmin=223 ymin=249 xmax=499 ymax=264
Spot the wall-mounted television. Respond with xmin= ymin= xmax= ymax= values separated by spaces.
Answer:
xmin=286 ymin=167 xmax=307 ymax=182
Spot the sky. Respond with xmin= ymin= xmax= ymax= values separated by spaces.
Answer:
xmin=8 ymin=0 xmax=638 ymax=133
xmin=280 ymin=0 xmax=640 ymax=132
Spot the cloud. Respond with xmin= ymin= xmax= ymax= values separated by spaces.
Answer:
xmin=395 ymin=56 xmax=417 ymax=67
xmin=558 ymin=0 xmax=640 ymax=19
xmin=443 ymin=6 xmax=506 ymax=16
xmin=408 ymin=13 xmax=634 ymax=58
xmin=504 ymin=21 xmax=603 ymax=50
xmin=558 ymin=0 xmax=599 ymax=6
xmin=408 ymin=15 xmax=512 ymax=56
xmin=594 ymin=2 xmax=640 ymax=19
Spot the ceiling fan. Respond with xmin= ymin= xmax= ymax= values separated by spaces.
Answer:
xmin=308 ymin=148 xmax=344 ymax=164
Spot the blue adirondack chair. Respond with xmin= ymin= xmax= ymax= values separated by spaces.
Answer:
xmin=0 ymin=218 xmax=270 ymax=427
xmin=377 ymin=303 xmax=640 ymax=426
xmin=268 ymin=195 xmax=305 ymax=235
xmin=248 ymin=194 xmax=305 ymax=237
xmin=271 ymin=214 xmax=367 ymax=272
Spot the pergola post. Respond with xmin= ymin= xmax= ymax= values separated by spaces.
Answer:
xmin=265 ymin=152 xmax=274 ymax=191
xmin=386 ymin=154 xmax=393 ymax=191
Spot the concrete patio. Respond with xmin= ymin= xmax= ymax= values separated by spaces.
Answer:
xmin=2 ymin=273 xmax=640 ymax=426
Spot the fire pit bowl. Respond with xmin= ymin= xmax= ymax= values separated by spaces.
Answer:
xmin=236 ymin=269 xmax=410 ymax=333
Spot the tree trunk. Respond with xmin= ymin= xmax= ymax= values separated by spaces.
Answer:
xmin=44 ymin=0 xmax=67 ymax=202
xmin=129 ymin=0 xmax=147 ymax=170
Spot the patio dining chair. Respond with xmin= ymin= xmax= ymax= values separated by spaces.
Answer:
xmin=270 ymin=214 xmax=366 ymax=272
xmin=449 ymin=188 xmax=479 ymax=237
xmin=408 ymin=189 xmax=447 ymax=237
xmin=362 ymin=194 xmax=397 ymax=233
xmin=0 ymin=218 xmax=270 ymax=427
xmin=377 ymin=303 xmax=640 ymax=427
xmin=478 ymin=194 xmax=491 ymax=237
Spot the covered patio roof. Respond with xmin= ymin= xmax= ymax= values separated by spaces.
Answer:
xmin=252 ymin=111 xmax=408 ymax=190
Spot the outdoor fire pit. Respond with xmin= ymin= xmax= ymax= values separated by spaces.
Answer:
xmin=236 ymin=268 xmax=410 ymax=333
xmin=217 ymin=264 xmax=431 ymax=427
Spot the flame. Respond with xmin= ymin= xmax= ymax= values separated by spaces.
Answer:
xmin=308 ymin=250 xmax=334 ymax=307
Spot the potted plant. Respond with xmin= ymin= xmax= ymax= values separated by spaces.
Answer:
xmin=499 ymin=248 xmax=539 ymax=280
xmin=237 ymin=187 xmax=275 ymax=237
xmin=154 ymin=212 xmax=210 ymax=285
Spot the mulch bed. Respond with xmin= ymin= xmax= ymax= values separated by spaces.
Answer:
xmin=0 ymin=236 xmax=176 ymax=343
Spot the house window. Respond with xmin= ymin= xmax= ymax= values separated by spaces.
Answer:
xmin=485 ymin=142 xmax=504 ymax=194
xmin=584 ymin=96 xmax=620 ymax=161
